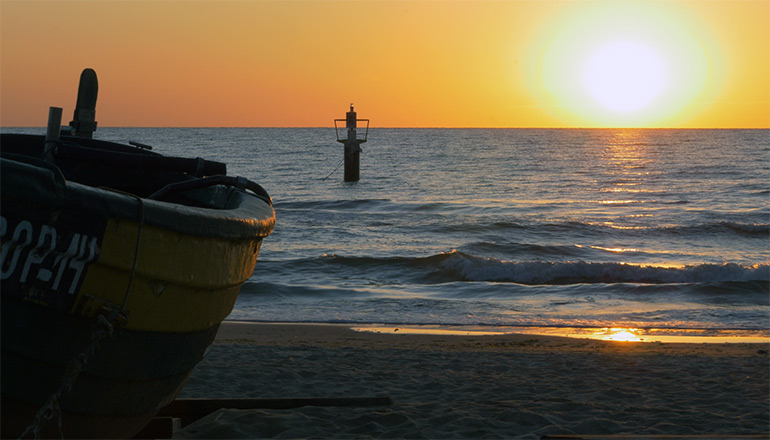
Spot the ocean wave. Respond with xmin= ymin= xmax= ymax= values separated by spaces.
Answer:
xmin=277 ymin=199 xmax=514 ymax=215
xmin=437 ymin=251 xmax=770 ymax=285
xmin=264 ymin=251 xmax=769 ymax=287
xmin=717 ymin=221 xmax=770 ymax=235
xmin=276 ymin=198 xmax=767 ymax=238
xmin=276 ymin=198 xmax=392 ymax=211
xmin=656 ymin=221 xmax=770 ymax=236
xmin=547 ymin=220 xmax=769 ymax=236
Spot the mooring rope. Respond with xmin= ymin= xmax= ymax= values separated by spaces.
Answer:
xmin=120 ymin=195 xmax=144 ymax=310
xmin=18 ymin=195 xmax=145 ymax=439
xmin=322 ymin=157 xmax=345 ymax=181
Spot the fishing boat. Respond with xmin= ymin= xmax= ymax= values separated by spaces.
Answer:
xmin=0 ymin=69 xmax=275 ymax=438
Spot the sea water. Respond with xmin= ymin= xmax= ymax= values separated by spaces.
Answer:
xmin=5 ymin=127 xmax=769 ymax=337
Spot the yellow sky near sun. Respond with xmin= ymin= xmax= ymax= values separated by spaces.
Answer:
xmin=0 ymin=0 xmax=767 ymax=128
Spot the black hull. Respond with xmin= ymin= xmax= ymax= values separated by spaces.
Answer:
xmin=1 ymin=299 xmax=219 ymax=438
xmin=1 ymin=124 xmax=273 ymax=437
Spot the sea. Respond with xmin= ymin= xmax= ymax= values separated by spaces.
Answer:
xmin=5 ymin=127 xmax=770 ymax=340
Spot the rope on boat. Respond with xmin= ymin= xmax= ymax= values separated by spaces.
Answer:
xmin=148 ymin=174 xmax=272 ymax=207
xmin=121 ymin=195 xmax=144 ymax=310
xmin=19 ymin=196 xmax=145 ymax=439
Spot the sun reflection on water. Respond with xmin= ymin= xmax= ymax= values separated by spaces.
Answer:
xmin=589 ymin=245 xmax=640 ymax=253
xmin=597 ymin=327 xmax=643 ymax=342
xmin=600 ymin=131 xmax=652 ymax=199
xmin=350 ymin=325 xmax=770 ymax=344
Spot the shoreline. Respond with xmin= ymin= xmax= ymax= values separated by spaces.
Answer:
xmin=211 ymin=321 xmax=770 ymax=359
xmin=221 ymin=320 xmax=770 ymax=347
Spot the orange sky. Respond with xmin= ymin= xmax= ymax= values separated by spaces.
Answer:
xmin=1 ymin=0 xmax=768 ymax=128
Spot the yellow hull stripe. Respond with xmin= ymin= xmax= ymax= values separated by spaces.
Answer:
xmin=75 ymin=219 xmax=262 ymax=333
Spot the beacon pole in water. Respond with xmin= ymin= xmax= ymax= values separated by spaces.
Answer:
xmin=335 ymin=104 xmax=369 ymax=182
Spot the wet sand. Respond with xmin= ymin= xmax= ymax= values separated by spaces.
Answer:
xmin=174 ymin=322 xmax=769 ymax=439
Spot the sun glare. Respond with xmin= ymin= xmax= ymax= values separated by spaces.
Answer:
xmin=582 ymin=40 xmax=666 ymax=113
xmin=600 ymin=328 xmax=643 ymax=342
xmin=529 ymin=1 xmax=717 ymax=127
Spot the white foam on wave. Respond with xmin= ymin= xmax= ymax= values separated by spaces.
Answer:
xmin=718 ymin=221 xmax=770 ymax=234
xmin=440 ymin=251 xmax=770 ymax=284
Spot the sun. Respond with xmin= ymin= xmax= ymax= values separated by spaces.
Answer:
xmin=582 ymin=40 xmax=666 ymax=114
xmin=527 ymin=1 xmax=717 ymax=127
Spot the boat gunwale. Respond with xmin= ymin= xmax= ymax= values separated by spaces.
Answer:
xmin=1 ymin=155 xmax=275 ymax=240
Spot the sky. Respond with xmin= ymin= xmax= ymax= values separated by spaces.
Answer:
xmin=1 ymin=0 xmax=768 ymax=128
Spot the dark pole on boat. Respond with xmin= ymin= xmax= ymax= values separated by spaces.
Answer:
xmin=43 ymin=107 xmax=62 ymax=161
xmin=335 ymin=104 xmax=368 ymax=182
xmin=69 ymin=68 xmax=98 ymax=138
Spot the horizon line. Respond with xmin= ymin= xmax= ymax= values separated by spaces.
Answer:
xmin=2 ymin=126 xmax=768 ymax=130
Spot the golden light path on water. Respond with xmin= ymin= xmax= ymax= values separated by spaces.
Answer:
xmin=353 ymin=129 xmax=766 ymax=345
xmin=352 ymin=326 xmax=770 ymax=344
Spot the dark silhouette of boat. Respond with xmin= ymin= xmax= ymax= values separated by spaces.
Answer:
xmin=1 ymin=69 xmax=275 ymax=438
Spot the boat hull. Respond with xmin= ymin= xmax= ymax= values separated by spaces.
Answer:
xmin=1 ymin=137 xmax=274 ymax=438
xmin=1 ymin=299 xmax=219 ymax=438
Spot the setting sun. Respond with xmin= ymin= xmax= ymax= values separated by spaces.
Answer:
xmin=529 ymin=0 xmax=736 ymax=127
xmin=582 ymin=40 xmax=666 ymax=114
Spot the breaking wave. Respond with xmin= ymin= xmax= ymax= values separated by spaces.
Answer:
xmin=260 ymin=251 xmax=769 ymax=287
xmin=437 ymin=251 xmax=770 ymax=285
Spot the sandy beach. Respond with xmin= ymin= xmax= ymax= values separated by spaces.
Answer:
xmin=170 ymin=322 xmax=770 ymax=439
